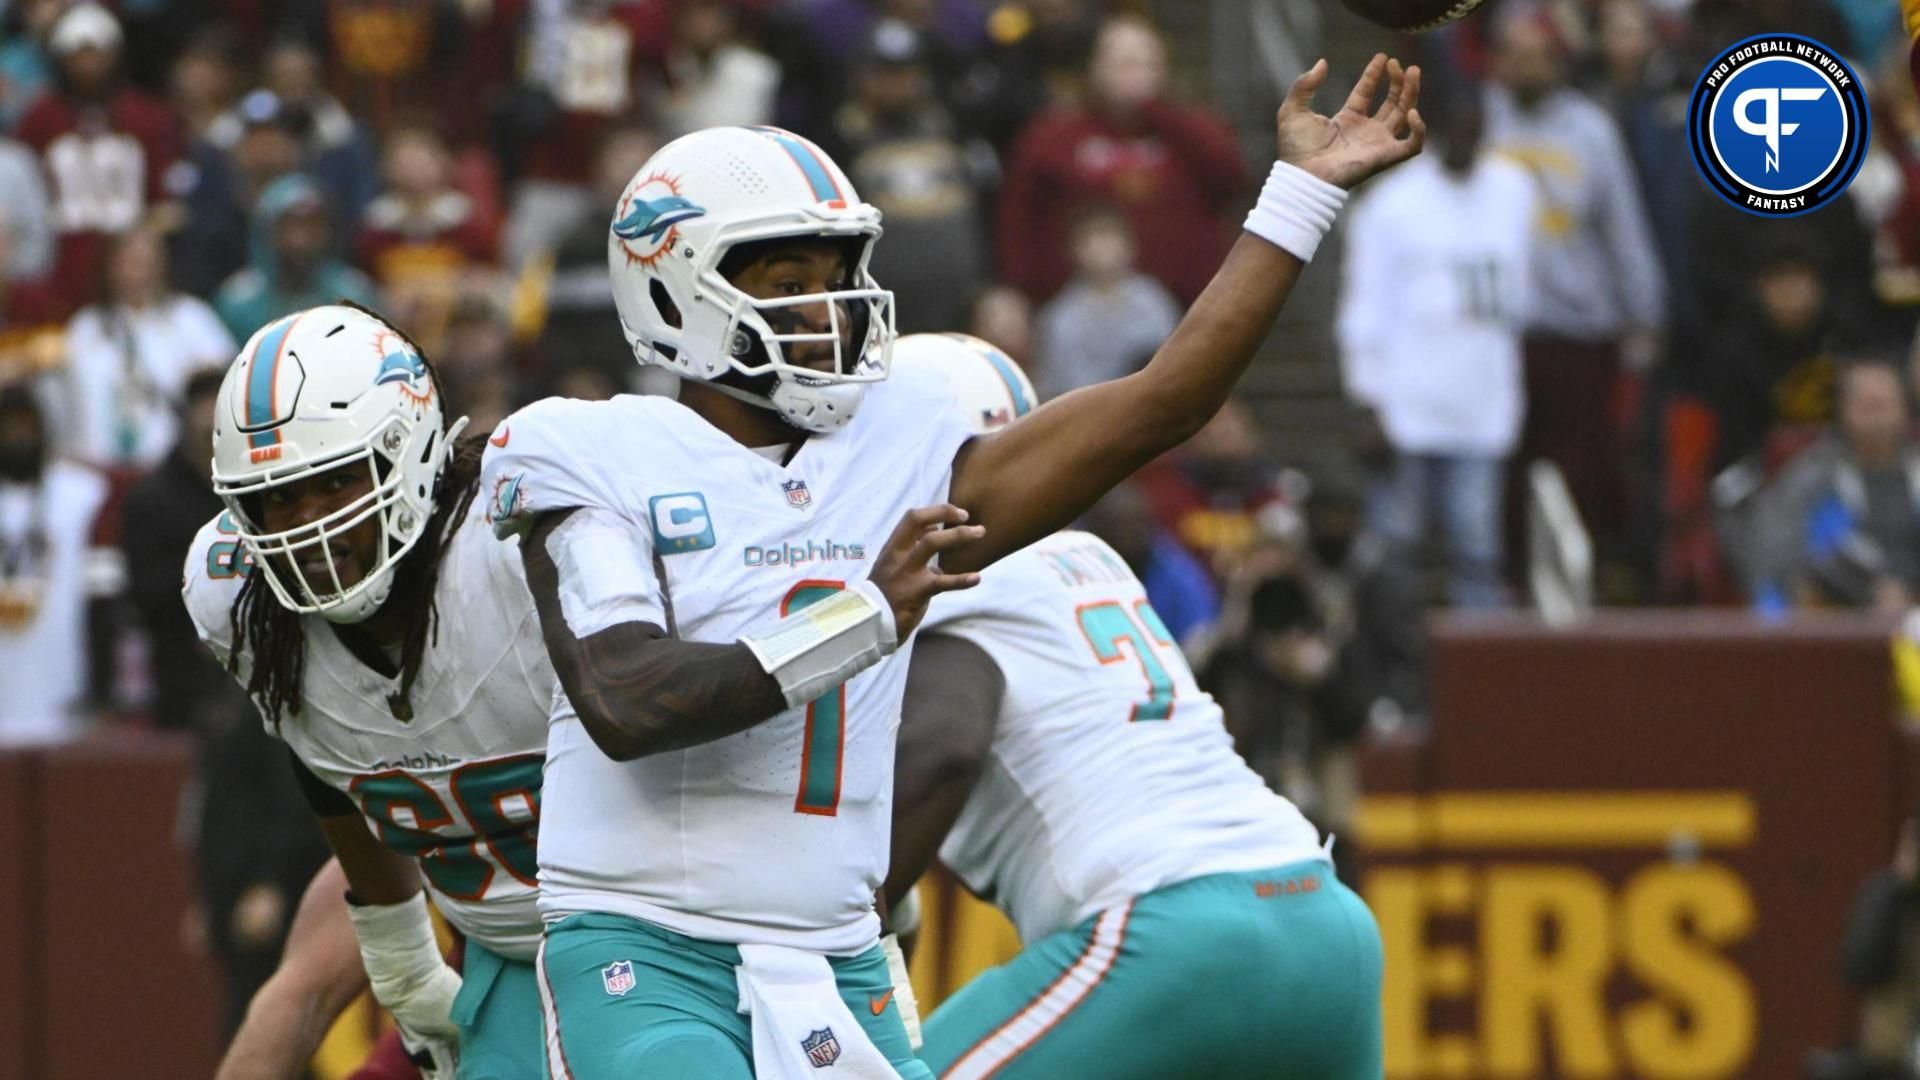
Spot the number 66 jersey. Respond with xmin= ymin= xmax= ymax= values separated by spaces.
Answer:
xmin=182 ymin=500 xmax=559 ymax=960
xmin=920 ymin=530 xmax=1328 ymax=943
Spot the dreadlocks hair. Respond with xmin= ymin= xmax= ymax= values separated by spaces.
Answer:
xmin=225 ymin=301 xmax=487 ymax=726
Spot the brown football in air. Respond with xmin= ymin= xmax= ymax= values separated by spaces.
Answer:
xmin=1338 ymin=0 xmax=1490 ymax=32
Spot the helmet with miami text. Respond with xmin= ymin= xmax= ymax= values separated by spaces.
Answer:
xmin=210 ymin=305 xmax=468 ymax=623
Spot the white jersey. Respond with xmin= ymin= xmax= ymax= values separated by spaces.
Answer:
xmin=183 ymin=499 xmax=556 ymax=960
xmin=923 ymin=530 xmax=1326 ymax=942
xmin=1337 ymin=153 xmax=1535 ymax=458
xmin=482 ymin=363 xmax=973 ymax=953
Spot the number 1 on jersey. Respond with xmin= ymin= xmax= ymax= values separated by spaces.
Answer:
xmin=783 ymin=581 xmax=847 ymax=816
xmin=1077 ymin=600 xmax=1176 ymax=721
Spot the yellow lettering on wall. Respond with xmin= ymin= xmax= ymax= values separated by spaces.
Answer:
xmin=1618 ymin=864 xmax=1756 ymax=1078
xmin=1480 ymin=865 xmax=1617 ymax=1077
xmin=1371 ymin=865 xmax=1478 ymax=1077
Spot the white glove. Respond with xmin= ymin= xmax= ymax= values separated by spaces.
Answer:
xmin=345 ymin=892 xmax=463 ymax=1079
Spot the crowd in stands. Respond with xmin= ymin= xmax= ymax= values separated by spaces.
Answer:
xmin=0 ymin=0 xmax=1917 ymax=1037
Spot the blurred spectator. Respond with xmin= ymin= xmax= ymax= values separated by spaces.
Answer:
xmin=186 ymin=680 xmax=332 ymax=1036
xmin=996 ymin=15 xmax=1246 ymax=305
xmin=0 ymin=382 xmax=108 ymax=745
xmin=119 ymin=367 xmax=228 ymax=735
xmin=1033 ymin=203 xmax=1179 ymax=398
xmin=1339 ymin=78 xmax=1533 ymax=609
xmin=1133 ymin=398 xmax=1284 ymax=580
xmin=1858 ymin=40 xmax=1920 ymax=309
xmin=536 ymin=121 xmax=659 ymax=384
xmin=498 ymin=0 xmax=675 ymax=269
xmin=14 ymin=3 xmax=183 ymax=318
xmin=214 ymin=174 xmax=378 ymax=342
xmin=325 ymin=0 xmax=451 ymax=134
xmin=965 ymin=283 xmax=1035 ymax=363
xmin=246 ymin=36 xmax=381 ymax=226
xmin=438 ymin=291 xmax=521 ymax=438
xmin=784 ymin=0 xmax=992 ymax=66
xmin=0 ymin=0 xmax=62 ymax=131
xmin=0 ymin=134 xmax=54 ymax=285
xmin=168 ymin=29 xmax=245 ymax=144
xmin=1694 ymin=235 xmax=1848 ymax=470
xmin=1198 ymin=474 xmax=1423 ymax=884
xmin=1808 ymin=800 xmax=1920 ymax=1080
xmin=0 ymin=215 xmax=64 ymax=386
xmin=1082 ymin=479 xmax=1218 ymax=647
xmin=62 ymin=227 xmax=234 ymax=470
xmin=1589 ymin=0 xmax=1693 ymax=312
xmin=950 ymin=0 xmax=1101 ymax=151
xmin=1483 ymin=3 xmax=1664 ymax=564
xmin=358 ymin=120 xmax=500 ymax=354
xmin=828 ymin=19 xmax=989 ymax=334
xmin=658 ymin=0 xmax=780 ymax=137
xmin=172 ymin=89 xmax=310 ymax=298
xmin=1842 ymin=801 xmax=1920 ymax=1075
xmin=773 ymin=0 xmax=993 ymax=137
xmin=1751 ymin=359 xmax=1920 ymax=613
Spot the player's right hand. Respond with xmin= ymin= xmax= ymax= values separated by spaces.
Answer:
xmin=381 ymin=961 xmax=462 ymax=1079
xmin=868 ymin=503 xmax=984 ymax=640
xmin=1276 ymin=53 xmax=1424 ymax=190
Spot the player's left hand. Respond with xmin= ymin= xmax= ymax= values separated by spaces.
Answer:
xmin=1276 ymin=54 xmax=1425 ymax=190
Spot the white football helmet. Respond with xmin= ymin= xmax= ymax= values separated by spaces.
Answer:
xmin=891 ymin=333 xmax=1039 ymax=436
xmin=607 ymin=126 xmax=896 ymax=433
xmin=210 ymin=305 xmax=469 ymax=624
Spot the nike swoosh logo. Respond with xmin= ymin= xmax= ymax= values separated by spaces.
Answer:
xmin=869 ymin=989 xmax=894 ymax=1015
xmin=489 ymin=426 xmax=510 ymax=448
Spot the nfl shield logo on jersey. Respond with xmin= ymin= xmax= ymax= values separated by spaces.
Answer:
xmin=801 ymin=1027 xmax=840 ymax=1068
xmin=782 ymin=479 xmax=812 ymax=509
xmin=601 ymin=960 xmax=636 ymax=997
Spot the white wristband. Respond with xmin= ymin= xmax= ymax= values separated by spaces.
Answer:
xmin=1243 ymin=160 xmax=1348 ymax=262
xmin=344 ymin=891 xmax=450 ymax=1003
xmin=740 ymin=579 xmax=898 ymax=710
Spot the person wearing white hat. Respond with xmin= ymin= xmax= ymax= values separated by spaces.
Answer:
xmin=13 ymin=1 xmax=181 ymax=316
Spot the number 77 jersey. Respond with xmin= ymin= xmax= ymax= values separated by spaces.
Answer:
xmin=921 ymin=531 xmax=1327 ymax=943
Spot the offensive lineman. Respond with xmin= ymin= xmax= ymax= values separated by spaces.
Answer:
xmin=489 ymin=56 xmax=1421 ymax=1078
xmin=889 ymin=334 xmax=1382 ymax=1078
xmin=188 ymin=305 xmax=554 ymax=1079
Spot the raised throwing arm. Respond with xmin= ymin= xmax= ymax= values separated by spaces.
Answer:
xmin=945 ymin=56 xmax=1425 ymax=572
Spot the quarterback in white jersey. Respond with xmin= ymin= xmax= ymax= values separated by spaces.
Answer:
xmin=186 ymin=305 xmax=555 ymax=1080
xmin=493 ymin=57 xmax=1423 ymax=1080
xmin=890 ymin=336 xmax=1383 ymax=1078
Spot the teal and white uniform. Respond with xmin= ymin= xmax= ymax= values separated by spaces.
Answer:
xmin=916 ymin=530 xmax=1384 ymax=1079
xmin=183 ymin=500 xmax=557 ymax=1080
xmin=482 ymin=360 xmax=973 ymax=1078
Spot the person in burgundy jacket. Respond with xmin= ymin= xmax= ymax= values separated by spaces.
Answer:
xmin=14 ymin=3 xmax=181 ymax=320
xmin=994 ymin=14 xmax=1246 ymax=306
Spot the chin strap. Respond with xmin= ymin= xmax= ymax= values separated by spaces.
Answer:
xmin=704 ymin=376 xmax=786 ymax=414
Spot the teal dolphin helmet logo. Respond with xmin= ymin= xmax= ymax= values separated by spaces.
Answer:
xmin=374 ymin=347 xmax=427 ymax=386
xmin=371 ymin=329 xmax=432 ymax=405
xmin=613 ymin=194 xmax=707 ymax=244
xmin=612 ymin=172 xmax=707 ymax=268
